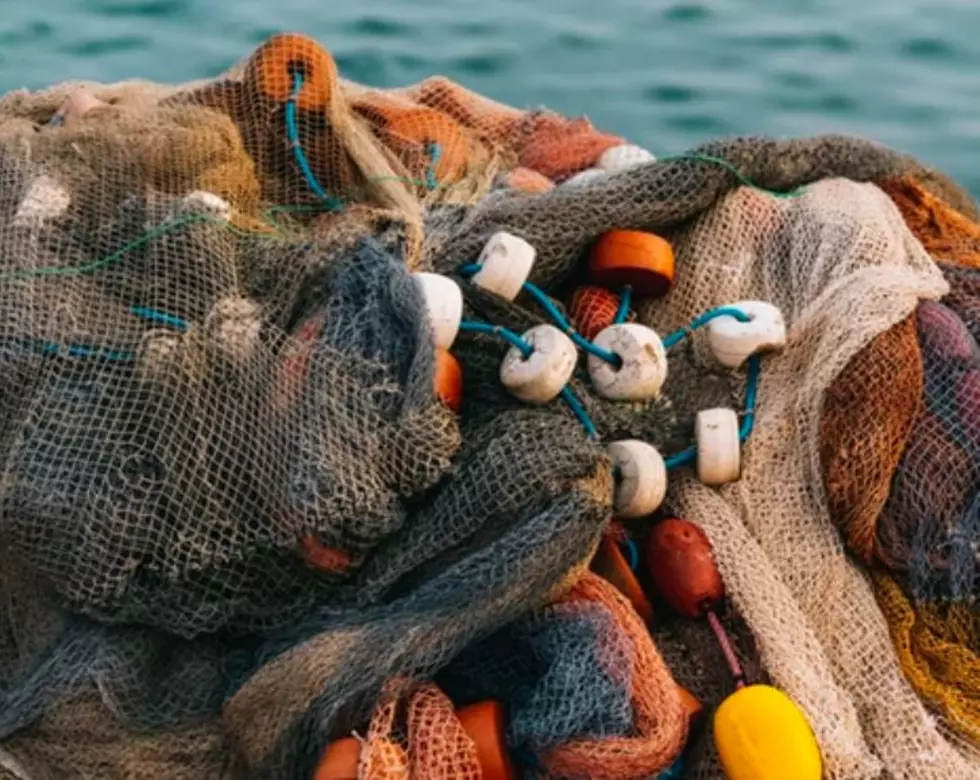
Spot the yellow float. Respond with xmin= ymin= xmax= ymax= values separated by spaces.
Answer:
xmin=713 ymin=684 xmax=822 ymax=780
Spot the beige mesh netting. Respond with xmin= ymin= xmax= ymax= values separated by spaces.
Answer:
xmin=0 ymin=29 xmax=978 ymax=780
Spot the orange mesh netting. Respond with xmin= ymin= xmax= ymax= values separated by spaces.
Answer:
xmin=539 ymin=573 xmax=687 ymax=779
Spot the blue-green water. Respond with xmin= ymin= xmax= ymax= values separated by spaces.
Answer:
xmin=3 ymin=0 xmax=979 ymax=195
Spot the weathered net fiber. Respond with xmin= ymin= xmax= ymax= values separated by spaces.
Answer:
xmin=0 ymin=30 xmax=978 ymax=780
xmin=820 ymin=175 xmax=980 ymax=758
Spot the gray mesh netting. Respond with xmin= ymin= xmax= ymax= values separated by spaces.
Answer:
xmin=0 ymin=30 xmax=979 ymax=780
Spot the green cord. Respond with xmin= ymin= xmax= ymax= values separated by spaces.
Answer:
xmin=656 ymin=153 xmax=804 ymax=199
xmin=0 ymin=151 xmax=795 ymax=285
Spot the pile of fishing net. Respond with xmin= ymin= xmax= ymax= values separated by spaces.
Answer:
xmin=0 ymin=30 xmax=977 ymax=780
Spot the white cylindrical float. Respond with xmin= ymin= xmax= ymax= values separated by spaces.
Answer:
xmin=413 ymin=272 xmax=464 ymax=351
xmin=597 ymin=144 xmax=656 ymax=174
xmin=707 ymin=301 xmax=787 ymax=369
xmin=500 ymin=324 xmax=577 ymax=404
xmin=608 ymin=439 xmax=668 ymax=518
xmin=695 ymin=407 xmax=742 ymax=486
xmin=588 ymin=323 xmax=668 ymax=401
xmin=472 ymin=232 xmax=536 ymax=302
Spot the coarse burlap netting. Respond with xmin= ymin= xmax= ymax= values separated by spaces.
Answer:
xmin=0 ymin=30 xmax=978 ymax=780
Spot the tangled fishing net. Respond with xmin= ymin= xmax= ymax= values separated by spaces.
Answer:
xmin=0 ymin=30 xmax=978 ymax=780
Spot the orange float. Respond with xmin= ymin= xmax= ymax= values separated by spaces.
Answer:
xmin=590 ymin=534 xmax=654 ymax=624
xmin=313 ymin=737 xmax=361 ymax=780
xmin=504 ymin=167 xmax=555 ymax=194
xmin=378 ymin=107 xmax=471 ymax=184
xmin=313 ymin=700 xmax=516 ymax=780
xmin=589 ymin=230 xmax=675 ymax=299
xmin=678 ymin=686 xmax=705 ymax=730
xmin=434 ymin=348 xmax=463 ymax=412
xmin=645 ymin=517 xmax=724 ymax=619
xmin=568 ymin=286 xmax=621 ymax=341
xmin=244 ymin=33 xmax=338 ymax=111
xmin=299 ymin=535 xmax=352 ymax=574
xmin=457 ymin=700 xmax=518 ymax=780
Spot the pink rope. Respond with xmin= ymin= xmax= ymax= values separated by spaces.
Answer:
xmin=706 ymin=610 xmax=745 ymax=689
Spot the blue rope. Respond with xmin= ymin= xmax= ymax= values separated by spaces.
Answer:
xmin=664 ymin=352 xmax=763 ymax=471
xmin=425 ymin=142 xmax=441 ymax=190
xmin=455 ymin=264 xmax=622 ymax=367
xmin=286 ymin=73 xmax=344 ymax=211
xmin=560 ymin=385 xmax=599 ymax=439
xmin=665 ymin=445 xmax=697 ymax=471
xmin=662 ymin=305 xmax=752 ymax=350
xmin=740 ymin=354 xmax=761 ymax=442
xmin=458 ymin=319 xmax=598 ymax=439
xmin=657 ymin=756 xmax=686 ymax=779
xmin=522 ymin=280 xmax=622 ymax=366
xmin=459 ymin=320 xmax=532 ymax=357
xmin=614 ymin=286 xmax=632 ymax=324
xmin=621 ymin=537 xmax=639 ymax=571
xmin=129 ymin=306 xmax=188 ymax=332
xmin=2 ymin=338 xmax=134 ymax=362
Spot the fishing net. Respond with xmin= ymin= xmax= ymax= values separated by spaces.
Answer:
xmin=818 ymin=174 xmax=980 ymax=758
xmin=0 ymin=29 xmax=978 ymax=780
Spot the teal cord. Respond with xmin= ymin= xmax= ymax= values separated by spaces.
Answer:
xmin=286 ymin=73 xmax=344 ymax=211
xmin=129 ymin=306 xmax=188 ymax=332
xmin=1 ymin=338 xmax=134 ymax=362
xmin=458 ymin=319 xmax=598 ymax=439
xmin=614 ymin=286 xmax=632 ymax=324
xmin=662 ymin=306 xmax=752 ymax=350
xmin=425 ymin=142 xmax=442 ymax=190
xmin=457 ymin=263 xmax=622 ymax=367
xmin=664 ymin=352 xmax=762 ymax=471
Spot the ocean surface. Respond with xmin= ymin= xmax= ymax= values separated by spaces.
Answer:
xmin=2 ymin=0 xmax=979 ymax=195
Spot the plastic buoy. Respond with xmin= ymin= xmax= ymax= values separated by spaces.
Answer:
xmin=562 ymin=168 xmax=607 ymax=187
xmin=505 ymin=167 xmax=555 ymax=194
xmin=299 ymin=535 xmax=352 ymax=574
xmin=179 ymin=190 xmax=232 ymax=221
xmin=695 ymin=408 xmax=741 ymax=486
xmin=590 ymin=534 xmax=655 ymax=624
xmin=597 ymin=144 xmax=656 ymax=173
xmin=380 ymin=107 xmax=471 ymax=183
xmin=47 ymin=87 xmax=107 ymax=129
xmin=706 ymin=301 xmax=787 ymax=369
xmin=678 ymin=686 xmax=705 ymax=729
xmin=608 ymin=440 xmax=668 ymax=518
xmin=646 ymin=517 xmax=724 ymax=619
xmin=244 ymin=33 xmax=338 ymax=110
xmin=434 ymin=348 xmax=463 ymax=412
xmin=500 ymin=324 xmax=577 ymax=404
xmin=569 ymin=286 xmax=621 ymax=342
xmin=313 ymin=736 xmax=361 ymax=780
xmin=14 ymin=175 xmax=71 ymax=226
xmin=589 ymin=230 xmax=675 ymax=299
xmin=714 ymin=685 xmax=822 ymax=780
xmin=473 ymin=232 xmax=537 ymax=302
xmin=313 ymin=701 xmax=516 ymax=780
xmin=588 ymin=323 xmax=668 ymax=401
xmin=413 ymin=273 xmax=463 ymax=351
xmin=457 ymin=701 xmax=518 ymax=780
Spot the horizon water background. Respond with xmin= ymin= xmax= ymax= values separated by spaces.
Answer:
xmin=1 ymin=0 xmax=978 ymax=196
